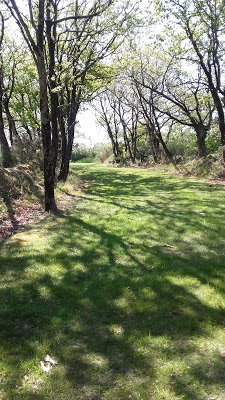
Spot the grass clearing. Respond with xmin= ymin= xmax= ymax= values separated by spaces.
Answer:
xmin=1 ymin=163 xmax=225 ymax=399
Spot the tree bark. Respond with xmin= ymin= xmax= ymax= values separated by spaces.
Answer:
xmin=0 ymin=63 xmax=13 ymax=167
xmin=3 ymin=95 xmax=21 ymax=146
xmin=37 ymin=1 xmax=57 ymax=212
xmin=0 ymin=115 xmax=13 ymax=168
xmin=58 ymin=85 xmax=79 ymax=181
xmin=147 ymin=122 xmax=160 ymax=163
xmin=58 ymin=95 xmax=67 ymax=180
xmin=195 ymin=125 xmax=207 ymax=158
xmin=38 ymin=57 xmax=57 ymax=211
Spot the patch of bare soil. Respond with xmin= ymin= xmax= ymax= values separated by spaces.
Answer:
xmin=0 ymin=201 xmax=46 ymax=240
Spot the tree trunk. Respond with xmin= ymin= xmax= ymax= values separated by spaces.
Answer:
xmin=0 ymin=117 xmax=13 ymax=167
xmin=195 ymin=125 xmax=207 ymax=157
xmin=46 ymin=5 xmax=58 ymax=175
xmin=37 ymin=55 xmax=57 ymax=211
xmin=58 ymin=97 xmax=67 ymax=180
xmin=147 ymin=123 xmax=160 ymax=163
xmin=3 ymin=95 xmax=21 ymax=146
xmin=0 ymin=63 xmax=13 ymax=167
xmin=58 ymin=122 xmax=74 ymax=182
xmin=208 ymin=88 xmax=225 ymax=160
xmin=156 ymin=130 xmax=173 ymax=161
xmin=58 ymin=86 xmax=79 ymax=181
xmin=122 ymin=123 xmax=134 ymax=162
xmin=105 ymin=120 xmax=121 ymax=163
xmin=37 ymin=1 xmax=57 ymax=212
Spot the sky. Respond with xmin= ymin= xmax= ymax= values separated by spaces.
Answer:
xmin=76 ymin=108 xmax=109 ymax=147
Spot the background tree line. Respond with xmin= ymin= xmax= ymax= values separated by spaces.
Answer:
xmin=93 ymin=0 xmax=225 ymax=166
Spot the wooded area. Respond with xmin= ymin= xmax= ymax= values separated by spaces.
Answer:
xmin=1 ymin=2 xmax=225 ymax=398
xmin=0 ymin=0 xmax=224 ymax=211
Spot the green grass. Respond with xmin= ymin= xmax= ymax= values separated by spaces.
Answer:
xmin=1 ymin=163 xmax=225 ymax=399
xmin=76 ymin=157 xmax=97 ymax=163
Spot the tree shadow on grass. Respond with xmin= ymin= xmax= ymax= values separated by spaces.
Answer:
xmin=1 ymin=166 xmax=225 ymax=398
xmin=1 ymin=216 xmax=225 ymax=398
xmin=71 ymin=164 xmax=225 ymax=197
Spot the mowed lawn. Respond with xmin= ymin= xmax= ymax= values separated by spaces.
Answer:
xmin=1 ymin=164 xmax=225 ymax=399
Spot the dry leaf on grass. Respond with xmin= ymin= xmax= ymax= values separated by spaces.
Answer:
xmin=40 ymin=361 xmax=52 ymax=373
xmin=40 ymin=354 xmax=58 ymax=373
xmin=45 ymin=354 xmax=58 ymax=365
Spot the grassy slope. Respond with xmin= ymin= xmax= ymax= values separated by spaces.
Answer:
xmin=1 ymin=164 xmax=225 ymax=399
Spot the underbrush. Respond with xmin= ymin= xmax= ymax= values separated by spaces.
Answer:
xmin=176 ymin=155 xmax=225 ymax=180
xmin=0 ymin=165 xmax=44 ymax=237
xmin=0 ymin=164 xmax=83 ymax=237
xmin=76 ymin=157 xmax=97 ymax=163
xmin=0 ymin=165 xmax=43 ymax=210
xmin=112 ymin=154 xmax=225 ymax=181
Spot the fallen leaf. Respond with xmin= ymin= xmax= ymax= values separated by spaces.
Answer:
xmin=45 ymin=354 xmax=58 ymax=365
xmin=40 ymin=361 xmax=52 ymax=373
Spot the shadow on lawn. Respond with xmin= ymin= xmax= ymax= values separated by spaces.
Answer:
xmin=0 ymin=165 xmax=225 ymax=399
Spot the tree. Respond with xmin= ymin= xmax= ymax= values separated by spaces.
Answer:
xmin=94 ymin=92 xmax=122 ymax=163
xmin=136 ymin=66 xmax=214 ymax=158
xmin=3 ymin=0 xmax=116 ymax=210
xmin=163 ymin=0 xmax=225 ymax=160
xmin=94 ymin=80 xmax=142 ymax=163
xmin=0 ymin=12 xmax=13 ymax=167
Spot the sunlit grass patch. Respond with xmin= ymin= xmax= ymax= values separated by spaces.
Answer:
xmin=1 ymin=163 xmax=225 ymax=399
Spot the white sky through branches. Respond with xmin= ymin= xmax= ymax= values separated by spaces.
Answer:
xmin=77 ymin=108 xmax=109 ymax=147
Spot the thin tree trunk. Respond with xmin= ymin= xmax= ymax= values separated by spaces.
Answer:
xmin=122 ymin=123 xmax=134 ymax=162
xmin=147 ymin=123 xmax=159 ymax=163
xmin=0 ymin=63 xmax=13 ymax=167
xmin=58 ymin=84 xmax=80 ymax=182
xmin=37 ymin=11 xmax=57 ymax=211
xmin=36 ymin=0 xmax=58 ymax=211
xmin=3 ymin=96 xmax=21 ymax=146
xmin=106 ymin=121 xmax=120 ymax=162
xmin=46 ymin=3 xmax=58 ymax=174
xmin=0 ymin=116 xmax=13 ymax=167
xmin=58 ymin=97 xmax=67 ymax=180
xmin=152 ymin=108 xmax=173 ymax=162
xmin=38 ymin=57 xmax=57 ymax=211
